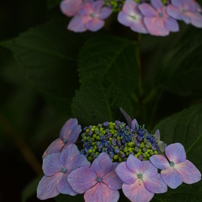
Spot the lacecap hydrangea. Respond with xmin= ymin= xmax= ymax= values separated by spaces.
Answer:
xmin=37 ymin=108 xmax=201 ymax=202
xmin=60 ymin=0 xmax=202 ymax=36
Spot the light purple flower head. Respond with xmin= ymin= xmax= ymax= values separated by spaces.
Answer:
xmin=116 ymin=155 xmax=167 ymax=202
xmin=68 ymin=0 xmax=112 ymax=32
xmin=167 ymin=0 xmax=202 ymax=28
xmin=139 ymin=0 xmax=179 ymax=36
xmin=118 ymin=0 xmax=148 ymax=34
xmin=150 ymin=143 xmax=201 ymax=189
xmin=42 ymin=118 xmax=81 ymax=158
xmin=37 ymin=144 xmax=90 ymax=200
xmin=68 ymin=152 xmax=123 ymax=202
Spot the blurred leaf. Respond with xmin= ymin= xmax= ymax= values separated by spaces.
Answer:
xmin=72 ymin=75 xmax=133 ymax=126
xmin=152 ymin=104 xmax=202 ymax=201
xmin=55 ymin=194 xmax=84 ymax=202
xmin=46 ymin=0 xmax=61 ymax=10
xmin=78 ymin=36 xmax=141 ymax=98
xmin=21 ymin=174 xmax=43 ymax=202
xmin=1 ymin=18 xmax=93 ymax=99
xmin=154 ymin=28 xmax=202 ymax=97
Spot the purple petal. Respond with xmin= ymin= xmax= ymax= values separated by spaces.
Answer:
xmin=68 ymin=16 xmax=89 ymax=32
xmin=122 ymin=0 xmax=139 ymax=16
xmin=150 ymin=155 xmax=170 ymax=170
xmin=151 ymin=0 xmax=163 ymax=10
xmin=127 ymin=155 xmax=143 ymax=174
xmin=122 ymin=179 xmax=154 ymax=202
xmin=84 ymin=183 xmax=120 ymax=202
xmin=57 ymin=173 xmax=77 ymax=195
xmin=99 ymin=7 xmax=112 ymax=20
xmin=68 ymin=125 xmax=81 ymax=144
xmin=164 ymin=17 xmax=179 ymax=32
xmin=42 ymin=138 xmax=64 ymax=159
xmin=161 ymin=168 xmax=183 ymax=189
xmin=59 ymin=144 xmax=80 ymax=168
xmin=86 ymin=18 xmax=104 ymax=31
xmin=37 ymin=174 xmax=62 ymax=200
xmin=59 ymin=118 xmax=79 ymax=140
xmin=91 ymin=152 xmax=112 ymax=178
xmin=171 ymin=0 xmax=184 ymax=7
xmin=174 ymin=160 xmax=201 ymax=184
xmin=139 ymin=3 xmax=158 ymax=17
xmin=103 ymin=163 xmax=123 ymax=190
xmin=118 ymin=11 xmax=135 ymax=27
xmin=60 ymin=0 xmax=82 ymax=17
xmin=154 ymin=129 xmax=160 ymax=141
xmin=189 ymin=12 xmax=202 ymax=28
xmin=144 ymin=17 xmax=169 ymax=36
xmin=43 ymin=153 xmax=63 ymax=176
xmin=167 ymin=5 xmax=183 ymax=20
xmin=165 ymin=143 xmax=186 ymax=164
xmin=141 ymin=161 xmax=158 ymax=178
xmin=68 ymin=166 xmax=97 ymax=194
xmin=92 ymin=0 xmax=104 ymax=12
xmin=131 ymin=119 xmax=139 ymax=131
xmin=144 ymin=173 xmax=167 ymax=193
xmin=115 ymin=162 xmax=137 ymax=184
xmin=130 ymin=20 xmax=148 ymax=34
xmin=78 ymin=3 xmax=92 ymax=16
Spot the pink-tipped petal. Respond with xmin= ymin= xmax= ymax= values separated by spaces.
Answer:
xmin=60 ymin=0 xmax=82 ymax=17
xmin=103 ymin=163 xmax=123 ymax=190
xmin=161 ymin=168 xmax=183 ymax=189
xmin=42 ymin=138 xmax=64 ymax=159
xmin=91 ymin=153 xmax=112 ymax=178
xmin=37 ymin=174 xmax=62 ymax=200
xmin=86 ymin=18 xmax=104 ymax=31
xmin=68 ymin=16 xmax=89 ymax=32
xmin=139 ymin=3 xmax=158 ymax=17
xmin=68 ymin=166 xmax=97 ymax=194
xmin=43 ymin=153 xmax=63 ymax=176
xmin=165 ymin=17 xmax=179 ymax=32
xmin=127 ymin=155 xmax=143 ymax=174
xmin=115 ymin=162 xmax=137 ymax=184
xmin=151 ymin=0 xmax=163 ymax=10
xmin=57 ymin=174 xmax=77 ymax=195
xmin=144 ymin=17 xmax=169 ymax=36
xmin=59 ymin=118 xmax=78 ymax=140
xmin=123 ymin=179 xmax=154 ymax=202
xmin=174 ymin=160 xmax=201 ymax=184
xmin=84 ymin=183 xmax=120 ymax=202
xmin=165 ymin=143 xmax=186 ymax=164
xmin=141 ymin=161 xmax=158 ymax=178
xmin=144 ymin=173 xmax=168 ymax=193
xmin=68 ymin=125 xmax=81 ymax=144
xmin=150 ymin=155 xmax=170 ymax=170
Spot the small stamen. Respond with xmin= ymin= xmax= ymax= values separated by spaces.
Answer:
xmin=97 ymin=177 xmax=102 ymax=182
xmin=63 ymin=139 xmax=68 ymax=143
xmin=170 ymin=161 xmax=175 ymax=167
xmin=61 ymin=167 xmax=67 ymax=173
xmin=137 ymin=173 xmax=143 ymax=179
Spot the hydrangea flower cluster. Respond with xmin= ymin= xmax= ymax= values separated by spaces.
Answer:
xmin=37 ymin=108 xmax=201 ymax=202
xmin=60 ymin=0 xmax=202 ymax=36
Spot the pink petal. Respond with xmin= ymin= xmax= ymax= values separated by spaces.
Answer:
xmin=139 ymin=3 xmax=158 ymax=17
xmin=92 ymin=0 xmax=104 ymax=12
xmin=99 ymin=7 xmax=112 ymax=20
xmin=140 ymin=161 xmax=157 ymax=178
xmin=84 ymin=183 xmax=120 ymax=202
xmin=144 ymin=17 xmax=169 ymax=36
xmin=42 ymin=138 xmax=64 ymax=158
xmin=68 ymin=16 xmax=90 ymax=32
xmin=43 ymin=153 xmax=63 ymax=176
xmin=174 ymin=160 xmax=201 ymax=184
xmin=122 ymin=179 xmax=154 ymax=202
xmin=103 ymin=163 xmax=123 ymax=190
xmin=164 ymin=17 xmax=179 ymax=32
xmin=165 ymin=143 xmax=186 ymax=164
xmin=60 ymin=0 xmax=82 ymax=17
xmin=115 ymin=162 xmax=137 ymax=184
xmin=151 ymin=0 xmax=163 ymax=10
xmin=57 ymin=173 xmax=77 ymax=195
xmin=59 ymin=118 xmax=79 ymax=140
xmin=37 ymin=174 xmax=62 ymax=200
xmin=144 ymin=173 xmax=167 ymax=193
xmin=150 ymin=155 xmax=170 ymax=170
xmin=86 ymin=18 xmax=104 ymax=32
xmin=91 ymin=152 xmax=112 ymax=178
xmin=68 ymin=166 xmax=97 ymax=193
xmin=59 ymin=144 xmax=80 ymax=168
xmin=123 ymin=0 xmax=139 ymax=16
xmin=161 ymin=168 xmax=183 ymax=189
xmin=127 ymin=155 xmax=143 ymax=174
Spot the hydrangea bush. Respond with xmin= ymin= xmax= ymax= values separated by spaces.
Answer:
xmin=37 ymin=109 xmax=201 ymax=202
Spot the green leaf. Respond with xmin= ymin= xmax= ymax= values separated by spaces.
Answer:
xmin=78 ymin=36 xmax=141 ymax=99
xmin=72 ymin=75 xmax=133 ymax=126
xmin=154 ymin=28 xmax=202 ymax=97
xmin=152 ymin=104 xmax=202 ymax=201
xmin=1 ymin=19 xmax=93 ymax=99
xmin=55 ymin=194 xmax=84 ymax=202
